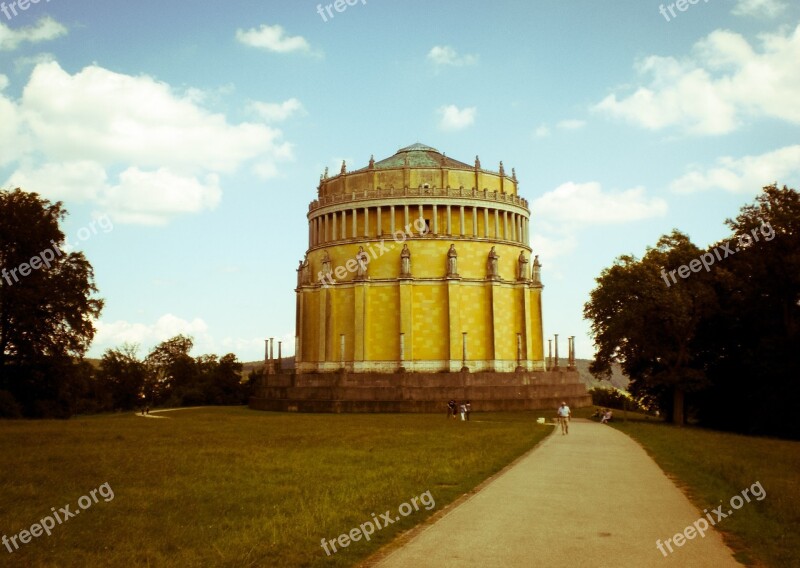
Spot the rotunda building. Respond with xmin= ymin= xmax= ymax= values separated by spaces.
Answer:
xmin=294 ymin=143 xmax=545 ymax=374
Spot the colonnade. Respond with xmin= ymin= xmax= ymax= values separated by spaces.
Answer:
xmin=309 ymin=203 xmax=529 ymax=247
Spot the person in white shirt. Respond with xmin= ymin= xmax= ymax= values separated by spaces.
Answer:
xmin=557 ymin=402 xmax=571 ymax=435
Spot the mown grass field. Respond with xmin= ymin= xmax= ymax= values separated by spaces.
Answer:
xmin=611 ymin=419 xmax=800 ymax=567
xmin=0 ymin=407 xmax=553 ymax=567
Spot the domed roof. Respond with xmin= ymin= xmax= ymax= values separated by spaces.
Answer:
xmin=366 ymin=142 xmax=473 ymax=171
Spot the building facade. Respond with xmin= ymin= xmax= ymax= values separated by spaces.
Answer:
xmin=294 ymin=143 xmax=546 ymax=374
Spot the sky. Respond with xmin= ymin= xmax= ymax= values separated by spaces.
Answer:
xmin=0 ymin=0 xmax=798 ymax=362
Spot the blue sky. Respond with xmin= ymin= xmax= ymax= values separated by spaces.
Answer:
xmin=1 ymin=0 xmax=798 ymax=360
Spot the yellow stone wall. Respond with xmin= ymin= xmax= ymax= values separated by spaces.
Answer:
xmin=321 ymin=169 xmax=518 ymax=199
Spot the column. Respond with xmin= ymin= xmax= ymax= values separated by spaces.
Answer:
xmin=354 ymin=282 xmax=367 ymax=363
xmin=352 ymin=208 xmax=357 ymax=238
xmin=332 ymin=211 xmax=338 ymax=241
xmin=446 ymin=204 xmax=452 ymax=235
xmin=459 ymin=206 xmax=465 ymax=236
xmin=377 ymin=206 xmax=382 ymax=236
xmin=296 ymin=291 xmax=304 ymax=363
xmin=390 ymin=205 xmax=396 ymax=234
xmin=447 ymin=278 xmax=462 ymax=371
xmin=364 ymin=207 xmax=369 ymax=237
xmin=324 ymin=215 xmax=329 ymax=243
xmin=472 ymin=206 xmax=478 ymax=236
xmin=483 ymin=208 xmax=489 ymax=238
xmin=503 ymin=210 xmax=508 ymax=240
xmin=399 ymin=279 xmax=413 ymax=366
xmin=341 ymin=210 xmax=346 ymax=239
xmin=418 ymin=204 xmax=424 ymax=234
xmin=494 ymin=209 xmax=499 ymax=239
xmin=404 ymin=205 xmax=409 ymax=230
xmin=399 ymin=333 xmax=405 ymax=367
xmin=433 ymin=204 xmax=438 ymax=234
xmin=554 ymin=333 xmax=560 ymax=370
xmin=318 ymin=288 xmax=328 ymax=362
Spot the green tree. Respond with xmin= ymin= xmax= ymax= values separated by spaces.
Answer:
xmin=144 ymin=335 xmax=196 ymax=404
xmin=0 ymin=188 xmax=104 ymax=416
xmin=583 ymin=231 xmax=716 ymax=423
xmin=697 ymin=184 xmax=800 ymax=437
xmin=97 ymin=344 xmax=150 ymax=410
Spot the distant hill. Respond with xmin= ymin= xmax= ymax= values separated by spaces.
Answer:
xmin=573 ymin=359 xmax=629 ymax=390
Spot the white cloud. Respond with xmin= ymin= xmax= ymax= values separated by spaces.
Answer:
xmin=7 ymin=161 xmax=108 ymax=201
xmin=94 ymin=314 xmax=211 ymax=354
xmin=102 ymin=169 xmax=222 ymax=225
xmin=732 ymin=0 xmax=787 ymax=18
xmin=1 ymin=61 xmax=294 ymax=224
xmin=594 ymin=24 xmax=800 ymax=135
xmin=533 ymin=124 xmax=550 ymax=138
xmin=427 ymin=46 xmax=478 ymax=67
xmin=92 ymin=315 xmax=293 ymax=360
xmin=670 ymin=145 xmax=800 ymax=193
xmin=533 ymin=182 xmax=668 ymax=224
xmin=0 ymin=16 xmax=67 ymax=51
xmin=235 ymin=24 xmax=311 ymax=54
xmin=557 ymin=119 xmax=586 ymax=130
xmin=437 ymin=104 xmax=476 ymax=130
xmin=249 ymin=98 xmax=305 ymax=122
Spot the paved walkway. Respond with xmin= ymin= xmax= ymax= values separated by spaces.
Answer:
xmin=374 ymin=419 xmax=741 ymax=568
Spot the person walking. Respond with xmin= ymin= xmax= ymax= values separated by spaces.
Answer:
xmin=557 ymin=401 xmax=571 ymax=435
xmin=447 ymin=399 xmax=456 ymax=419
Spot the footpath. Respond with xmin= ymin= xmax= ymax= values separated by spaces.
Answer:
xmin=373 ymin=418 xmax=741 ymax=568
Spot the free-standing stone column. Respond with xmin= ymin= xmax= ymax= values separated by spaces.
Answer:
xmin=554 ymin=334 xmax=559 ymax=370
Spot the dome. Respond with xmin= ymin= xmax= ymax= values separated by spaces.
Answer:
xmin=366 ymin=142 xmax=474 ymax=171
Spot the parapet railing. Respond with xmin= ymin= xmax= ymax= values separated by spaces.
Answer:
xmin=309 ymin=186 xmax=529 ymax=212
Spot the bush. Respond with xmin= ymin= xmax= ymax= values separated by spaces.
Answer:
xmin=589 ymin=387 xmax=645 ymax=412
xmin=0 ymin=390 xmax=23 ymax=418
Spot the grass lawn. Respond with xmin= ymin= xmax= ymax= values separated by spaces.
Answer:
xmin=0 ymin=407 xmax=553 ymax=567
xmin=611 ymin=419 xmax=800 ymax=567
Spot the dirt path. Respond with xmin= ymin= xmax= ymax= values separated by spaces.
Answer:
xmin=373 ymin=418 xmax=741 ymax=568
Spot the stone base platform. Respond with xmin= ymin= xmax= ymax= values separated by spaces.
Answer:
xmin=249 ymin=370 xmax=592 ymax=413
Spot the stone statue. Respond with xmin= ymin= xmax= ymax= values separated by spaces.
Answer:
xmin=474 ymin=155 xmax=481 ymax=169
xmin=400 ymin=244 xmax=411 ymax=277
xmin=532 ymin=255 xmax=541 ymax=285
xmin=297 ymin=259 xmax=304 ymax=287
xmin=340 ymin=160 xmax=347 ymax=175
xmin=321 ymin=251 xmax=332 ymax=277
xmin=301 ymin=255 xmax=310 ymax=284
xmin=517 ymin=251 xmax=529 ymax=281
xmin=487 ymin=246 xmax=499 ymax=279
xmin=499 ymin=161 xmax=505 ymax=176
xmin=355 ymin=246 xmax=369 ymax=279
xmin=447 ymin=244 xmax=458 ymax=277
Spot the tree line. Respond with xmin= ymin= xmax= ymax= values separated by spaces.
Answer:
xmin=584 ymin=184 xmax=799 ymax=439
xmin=0 ymin=188 xmax=255 ymax=418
